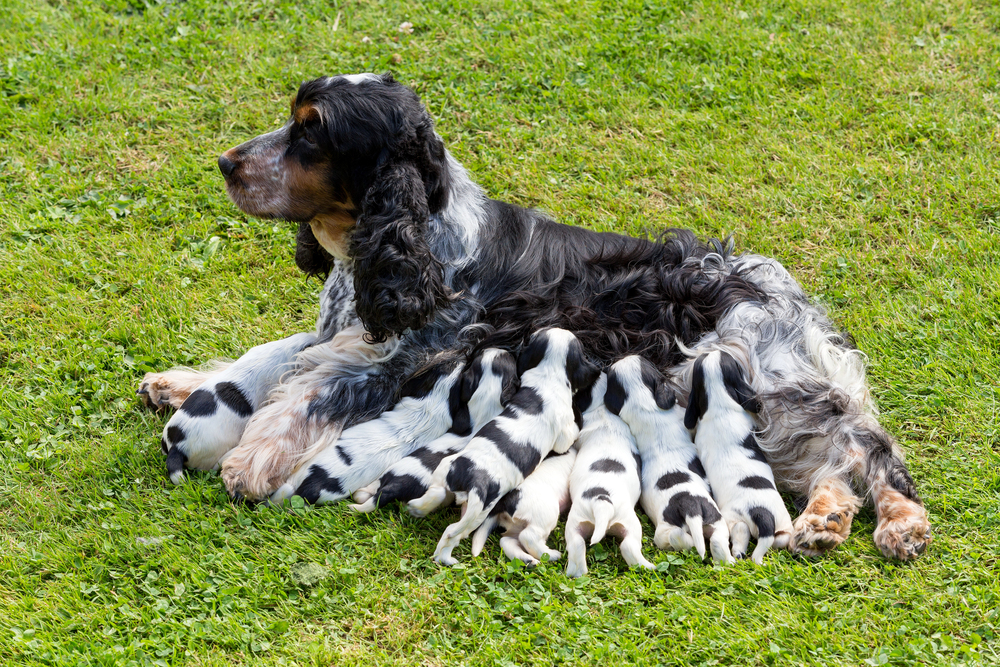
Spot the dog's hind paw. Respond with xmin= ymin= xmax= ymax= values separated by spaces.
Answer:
xmin=873 ymin=491 xmax=931 ymax=560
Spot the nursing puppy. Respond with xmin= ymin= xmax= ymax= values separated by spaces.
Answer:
xmin=268 ymin=354 xmax=465 ymax=505
xmin=349 ymin=349 xmax=517 ymax=512
xmin=470 ymin=449 xmax=576 ymax=565
xmin=425 ymin=328 xmax=600 ymax=566
xmin=607 ymin=355 xmax=732 ymax=563
xmin=686 ymin=350 xmax=793 ymax=563
xmin=564 ymin=372 xmax=654 ymax=578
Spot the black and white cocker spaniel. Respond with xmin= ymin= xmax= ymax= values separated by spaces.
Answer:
xmin=138 ymin=72 xmax=930 ymax=560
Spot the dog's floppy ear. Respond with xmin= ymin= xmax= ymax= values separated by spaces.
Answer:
xmin=719 ymin=351 xmax=760 ymax=413
xmin=492 ymin=350 xmax=520 ymax=405
xmin=639 ymin=357 xmax=676 ymax=411
xmin=604 ymin=367 xmax=627 ymax=416
xmin=294 ymin=222 xmax=335 ymax=277
xmin=351 ymin=160 xmax=454 ymax=343
xmin=684 ymin=355 xmax=709 ymax=430
xmin=566 ymin=337 xmax=601 ymax=394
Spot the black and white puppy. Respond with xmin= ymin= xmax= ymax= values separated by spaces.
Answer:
xmin=470 ymin=449 xmax=577 ymax=565
xmin=268 ymin=354 xmax=465 ymax=505
xmin=686 ymin=350 xmax=793 ymax=563
xmin=607 ymin=355 xmax=732 ymax=563
xmin=424 ymin=328 xmax=600 ymax=566
xmin=349 ymin=348 xmax=518 ymax=512
xmin=564 ymin=372 xmax=654 ymax=578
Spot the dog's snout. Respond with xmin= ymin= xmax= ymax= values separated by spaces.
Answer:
xmin=218 ymin=154 xmax=237 ymax=178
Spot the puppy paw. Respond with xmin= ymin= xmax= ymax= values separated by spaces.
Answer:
xmin=873 ymin=504 xmax=931 ymax=561
xmin=790 ymin=510 xmax=853 ymax=557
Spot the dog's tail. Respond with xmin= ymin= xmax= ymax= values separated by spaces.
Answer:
xmin=471 ymin=515 xmax=498 ymax=557
xmin=590 ymin=499 xmax=615 ymax=545
xmin=685 ymin=514 xmax=707 ymax=560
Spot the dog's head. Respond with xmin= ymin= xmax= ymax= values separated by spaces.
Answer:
xmin=219 ymin=72 xmax=453 ymax=341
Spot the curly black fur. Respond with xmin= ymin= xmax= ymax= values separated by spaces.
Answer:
xmin=294 ymin=222 xmax=335 ymax=277
xmin=351 ymin=161 xmax=455 ymax=342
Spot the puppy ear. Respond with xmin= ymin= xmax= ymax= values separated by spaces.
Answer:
xmin=448 ymin=376 xmax=472 ymax=436
xmin=684 ymin=355 xmax=709 ymax=430
xmin=719 ymin=352 xmax=760 ymax=413
xmin=492 ymin=351 xmax=520 ymax=405
xmin=517 ymin=333 xmax=549 ymax=377
xmin=639 ymin=358 xmax=676 ymax=411
xmin=603 ymin=368 xmax=626 ymax=416
xmin=566 ymin=338 xmax=600 ymax=394
xmin=351 ymin=161 xmax=454 ymax=342
xmin=294 ymin=222 xmax=335 ymax=277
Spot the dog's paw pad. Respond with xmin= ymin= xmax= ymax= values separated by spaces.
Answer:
xmin=790 ymin=510 xmax=852 ymax=557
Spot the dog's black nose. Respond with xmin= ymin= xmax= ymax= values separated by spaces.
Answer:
xmin=218 ymin=154 xmax=236 ymax=178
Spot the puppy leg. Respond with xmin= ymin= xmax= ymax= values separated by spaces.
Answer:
xmin=728 ymin=517 xmax=751 ymax=560
xmin=500 ymin=535 xmax=539 ymax=566
xmin=617 ymin=513 xmax=654 ymax=571
xmin=138 ymin=366 xmax=226 ymax=411
xmin=518 ymin=524 xmax=561 ymax=563
xmin=352 ymin=482 xmax=378 ymax=505
xmin=564 ymin=512 xmax=590 ymax=578
xmin=433 ymin=494 xmax=487 ymax=566
xmin=655 ymin=523 xmax=693 ymax=552
xmin=407 ymin=484 xmax=450 ymax=517
xmin=791 ymin=476 xmax=863 ymax=557
xmin=706 ymin=519 xmax=734 ymax=564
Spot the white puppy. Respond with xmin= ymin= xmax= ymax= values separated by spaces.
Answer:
xmin=686 ymin=350 xmax=793 ymax=563
xmin=607 ymin=355 xmax=732 ymax=564
xmin=349 ymin=349 xmax=517 ymax=512
xmin=564 ymin=372 xmax=654 ymax=578
xmin=421 ymin=328 xmax=600 ymax=566
xmin=268 ymin=354 xmax=465 ymax=505
xmin=470 ymin=449 xmax=577 ymax=565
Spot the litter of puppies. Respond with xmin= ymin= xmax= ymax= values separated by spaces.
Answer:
xmin=268 ymin=329 xmax=798 ymax=572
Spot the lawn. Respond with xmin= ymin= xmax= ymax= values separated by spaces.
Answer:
xmin=2 ymin=0 xmax=999 ymax=664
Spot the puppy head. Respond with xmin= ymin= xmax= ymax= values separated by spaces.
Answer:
xmin=219 ymin=73 xmax=453 ymax=336
xmin=517 ymin=328 xmax=600 ymax=394
xmin=449 ymin=348 xmax=519 ymax=436
xmin=684 ymin=351 xmax=759 ymax=429
xmin=606 ymin=355 xmax=675 ymax=418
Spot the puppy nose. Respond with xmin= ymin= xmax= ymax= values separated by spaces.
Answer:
xmin=218 ymin=154 xmax=236 ymax=178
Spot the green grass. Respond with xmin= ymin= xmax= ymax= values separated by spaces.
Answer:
xmin=2 ymin=0 xmax=999 ymax=664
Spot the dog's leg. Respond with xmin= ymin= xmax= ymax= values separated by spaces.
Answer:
xmin=564 ymin=511 xmax=590 ymax=578
xmin=433 ymin=493 xmax=488 ymax=566
xmin=138 ymin=366 xmax=228 ymax=411
xmin=500 ymin=534 xmax=539 ymax=565
xmin=159 ymin=333 xmax=317 ymax=482
xmin=518 ymin=523 xmax=561 ymax=563
xmin=790 ymin=476 xmax=862 ymax=557
xmin=616 ymin=513 xmax=655 ymax=570
xmin=219 ymin=325 xmax=397 ymax=502
xmin=858 ymin=426 xmax=931 ymax=560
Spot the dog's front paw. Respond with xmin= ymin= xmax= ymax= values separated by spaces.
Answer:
xmin=873 ymin=504 xmax=931 ymax=560
xmin=137 ymin=369 xmax=210 ymax=411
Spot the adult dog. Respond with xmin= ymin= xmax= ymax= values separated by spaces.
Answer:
xmin=139 ymin=72 xmax=930 ymax=560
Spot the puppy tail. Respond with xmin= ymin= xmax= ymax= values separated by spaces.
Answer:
xmin=471 ymin=515 xmax=498 ymax=557
xmin=590 ymin=500 xmax=614 ymax=546
xmin=685 ymin=514 xmax=707 ymax=560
